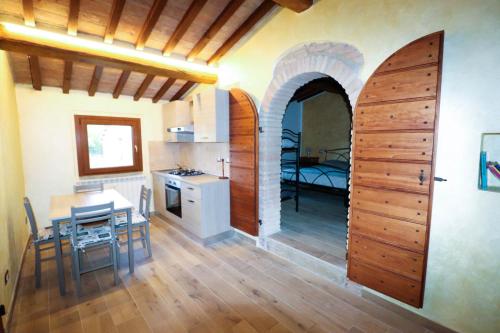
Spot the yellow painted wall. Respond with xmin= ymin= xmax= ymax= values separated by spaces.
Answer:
xmin=15 ymin=86 xmax=164 ymax=229
xmin=200 ymin=0 xmax=500 ymax=332
xmin=0 ymin=51 xmax=29 ymax=321
xmin=301 ymin=92 xmax=350 ymax=157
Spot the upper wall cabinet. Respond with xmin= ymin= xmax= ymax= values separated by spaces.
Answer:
xmin=163 ymin=100 xmax=194 ymax=142
xmin=192 ymin=88 xmax=229 ymax=142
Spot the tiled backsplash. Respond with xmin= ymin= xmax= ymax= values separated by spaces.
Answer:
xmin=149 ymin=141 xmax=230 ymax=177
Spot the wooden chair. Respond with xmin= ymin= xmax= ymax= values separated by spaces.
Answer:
xmin=73 ymin=183 xmax=103 ymax=193
xmin=23 ymin=197 xmax=71 ymax=288
xmin=115 ymin=185 xmax=152 ymax=258
xmin=70 ymin=201 xmax=119 ymax=296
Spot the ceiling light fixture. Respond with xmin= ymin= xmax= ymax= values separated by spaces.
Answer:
xmin=0 ymin=22 xmax=218 ymax=83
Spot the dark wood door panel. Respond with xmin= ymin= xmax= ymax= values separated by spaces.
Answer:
xmin=348 ymin=31 xmax=443 ymax=308
xmin=229 ymin=89 xmax=259 ymax=236
xmin=358 ymin=66 xmax=438 ymax=104
xmin=377 ymin=33 xmax=441 ymax=73
xmin=353 ymin=161 xmax=431 ymax=194
xmin=350 ymin=234 xmax=424 ymax=281
xmin=351 ymin=209 xmax=426 ymax=253
xmin=354 ymin=132 xmax=434 ymax=162
xmin=351 ymin=186 xmax=428 ymax=224
xmin=349 ymin=259 xmax=423 ymax=307
xmin=230 ymin=117 xmax=256 ymax=135
xmin=355 ymin=100 xmax=436 ymax=131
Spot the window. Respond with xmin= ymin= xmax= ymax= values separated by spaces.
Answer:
xmin=75 ymin=115 xmax=143 ymax=176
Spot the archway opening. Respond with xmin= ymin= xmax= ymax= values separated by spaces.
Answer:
xmin=272 ymin=76 xmax=353 ymax=270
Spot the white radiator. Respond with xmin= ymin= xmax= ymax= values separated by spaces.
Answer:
xmin=77 ymin=175 xmax=147 ymax=211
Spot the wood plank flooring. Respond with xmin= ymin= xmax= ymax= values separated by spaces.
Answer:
xmin=273 ymin=189 xmax=348 ymax=267
xmin=10 ymin=215 xmax=437 ymax=333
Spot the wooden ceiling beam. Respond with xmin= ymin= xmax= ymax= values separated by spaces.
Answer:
xmin=28 ymin=55 xmax=41 ymax=90
xmin=208 ymin=0 xmax=276 ymax=64
xmin=62 ymin=60 xmax=72 ymax=94
xmin=187 ymin=0 xmax=244 ymax=61
xmin=67 ymin=0 xmax=80 ymax=36
xmin=113 ymin=70 xmax=131 ymax=98
xmin=171 ymin=81 xmax=195 ymax=101
xmin=22 ymin=0 xmax=35 ymax=27
xmin=88 ymin=65 xmax=103 ymax=96
xmin=0 ymin=24 xmax=218 ymax=83
xmin=162 ymin=0 xmax=207 ymax=56
xmin=152 ymin=77 xmax=175 ymax=103
xmin=135 ymin=0 xmax=168 ymax=50
xmin=134 ymin=74 xmax=155 ymax=101
xmin=104 ymin=0 xmax=126 ymax=43
xmin=271 ymin=0 xmax=312 ymax=13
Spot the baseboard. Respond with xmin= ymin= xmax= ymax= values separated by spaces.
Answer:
xmin=361 ymin=289 xmax=458 ymax=333
xmin=5 ymin=235 xmax=31 ymax=332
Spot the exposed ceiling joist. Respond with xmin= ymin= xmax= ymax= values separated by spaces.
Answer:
xmin=162 ymin=0 xmax=207 ymax=56
xmin=104 ymin=0 xmax=126 ymax=44
xmin=171 ymin=81 xmax=195 ymax=101
xmin=134 ymin=74 xmax=155 ymax=101
xmin=152 ymin=77 xmax=176 ymax=103
xmin=0 ymin=23 xmax=218 ymax=84
xmin=187 ymin=0 xmax=244 ymax=61
xmin=88 ymin=65 xmax=103 ymax=96
xmin=135 ymin=0 xmax=168 ymax=50
xmin=63 ymin=61 xmax=72 ymax=94
xmin=22 ymin=0 xmax=35 ymax=27
xmin=28 ymin=55 xmax=41 ymax=90
xmin=272 ymin=0 xmax=312 ymax=13
xmin=67 ymin=0 xmax=80 ymax=36
xmin=113 ymin=70 xmax=131 ymax=98
xmin=208 ymin=0 xmax=276 ymax=64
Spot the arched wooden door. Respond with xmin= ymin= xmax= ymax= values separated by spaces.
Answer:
xmin=348 ymin=31 xmax=444 ymax=308
xmin=229 ymin=88 xmax=259 ymax=236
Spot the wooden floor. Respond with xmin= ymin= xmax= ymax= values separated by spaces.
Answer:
xmin=9 ymin=216 xmax=437 ymax=333
xmin=273 ymin=189 xmax=348 ymax=267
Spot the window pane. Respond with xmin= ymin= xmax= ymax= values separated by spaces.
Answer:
xmin=87 ymin=124 xmax=134 ymax=169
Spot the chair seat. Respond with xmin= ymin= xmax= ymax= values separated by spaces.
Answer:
xmin=72 ymin=225 xmax=113 ymax=249
xmin=38 ymin=223 xmax=72 ymax=241
xmin=115 ymin=211 xmax=147 ymax=228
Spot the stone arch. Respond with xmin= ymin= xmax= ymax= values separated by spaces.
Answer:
xmin=258 ymin=42 xmax=364 ymax=236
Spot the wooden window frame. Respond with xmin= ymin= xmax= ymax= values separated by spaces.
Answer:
xmin=75 ymin=115 xmax=143 ymax=176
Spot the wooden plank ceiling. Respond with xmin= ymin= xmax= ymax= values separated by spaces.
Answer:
xmin=0 ymin=0 xmax=282 ymax=102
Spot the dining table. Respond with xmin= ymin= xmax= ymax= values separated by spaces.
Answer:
xmin=49 ymin=189 xmax=134 ymax=295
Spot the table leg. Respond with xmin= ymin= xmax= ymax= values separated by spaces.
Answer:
xmin=127 ymin=208 xmax=134 ymax=273
xmin=53 ymin=220 xmax=65 ymax=295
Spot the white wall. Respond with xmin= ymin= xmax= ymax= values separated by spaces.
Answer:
xmin=16 ymin=85 xmax=163 ymax=228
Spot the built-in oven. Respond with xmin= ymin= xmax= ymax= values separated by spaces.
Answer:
xmin=165 ymin=177 xmax=182 ymax=218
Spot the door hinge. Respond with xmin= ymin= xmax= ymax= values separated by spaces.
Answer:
xmin=258 ymin=127 xmax=263 ymax=133
xmin=258 ymin=219 xmax=262 ymax=226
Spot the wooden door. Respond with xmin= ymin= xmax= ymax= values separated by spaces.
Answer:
xmin=229 ymin=88 xmax=259 ymax=236
xmin=348 ymin=31 xmax=444 ymax=308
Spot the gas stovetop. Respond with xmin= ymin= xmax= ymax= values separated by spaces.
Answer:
xmin=167 ymin=169 xmax=204 ymax=177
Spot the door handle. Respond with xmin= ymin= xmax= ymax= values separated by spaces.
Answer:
xmin=434 ymin=177 xmax=447 ymax=182
xmin=418 ymin=170 xmax=425 ymax=185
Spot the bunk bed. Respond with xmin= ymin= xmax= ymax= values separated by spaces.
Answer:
xmin=281 ymin=129 xmax=301 ymax=212
xmin=281 ymin=129 xmax=350 ymax=211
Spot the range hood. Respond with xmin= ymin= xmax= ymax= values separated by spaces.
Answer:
xmin=167 ymin=124 xmax=194 ymax=133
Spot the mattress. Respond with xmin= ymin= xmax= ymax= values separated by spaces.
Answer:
xmin=281 ymin=164 xmax=347 ymax=189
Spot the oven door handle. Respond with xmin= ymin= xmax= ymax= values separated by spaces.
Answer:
xmin=166 ymin=185 xmax=180 ymax=191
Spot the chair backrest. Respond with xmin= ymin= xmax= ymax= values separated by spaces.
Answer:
xmin=70 ymin=202 xmax=115 ymax=248
xmin=23 ymin=197 xmax=39 ymax=240
xmin=74 ymin=183 xmax=104 ymax=193
xmin=138 ymin=185 xmax=152 ymax=220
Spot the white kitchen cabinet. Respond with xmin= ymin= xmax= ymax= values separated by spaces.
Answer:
xmin=162 ymin=100 xmax=193 ymax=142
xmin=152 ymin=173 xmax=167 ymax=216
xmin=192 ymin=88 xmax=229 ymax=142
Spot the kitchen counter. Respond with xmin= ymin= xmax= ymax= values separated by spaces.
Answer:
xmin=152 ymin=170 xmax=227 ymax=186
